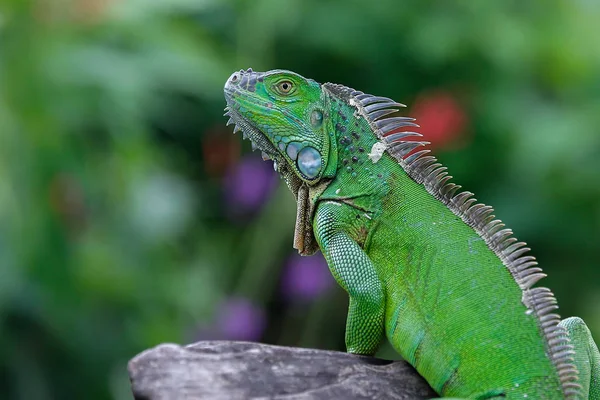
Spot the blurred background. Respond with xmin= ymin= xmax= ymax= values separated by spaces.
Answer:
xmin=1 ymin=0 xmax=600 ymax=398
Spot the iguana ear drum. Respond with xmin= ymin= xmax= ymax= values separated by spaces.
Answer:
xmin=297 ymin=146 xmax=322 ymax=179
xmin=310 ymin=109 xmax=323 ymax=128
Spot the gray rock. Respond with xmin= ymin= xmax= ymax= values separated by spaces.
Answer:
xmin=128 ymin=341 xmax=436 ymax=399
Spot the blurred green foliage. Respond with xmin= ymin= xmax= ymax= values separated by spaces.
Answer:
xmin=1 ymin=0 xmax=599 ymax=398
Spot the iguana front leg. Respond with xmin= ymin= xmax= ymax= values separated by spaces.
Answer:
xmin=560 ymin=317 xmax=600 ymax=399
xmin=314 ymin=201 xmax=385 ymax=355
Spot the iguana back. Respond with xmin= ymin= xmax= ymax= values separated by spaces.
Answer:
xmin=223 ymin=68 xmax=600 ymax=399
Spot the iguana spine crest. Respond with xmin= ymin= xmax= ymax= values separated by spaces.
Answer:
xmin=323 ymin=82 xmax=582 ymax=398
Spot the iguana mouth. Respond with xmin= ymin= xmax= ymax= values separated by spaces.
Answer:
xmin=223 ymin=71 xmax=299 ymax=186
xmin=224 ymin=92 xmax=305 ymax=200
xmin=223 ymin=105 xmax=280 ymax=160
xmin=223 ymin=69 xmax=282 ymax=165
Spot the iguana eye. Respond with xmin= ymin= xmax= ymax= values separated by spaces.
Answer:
xmin=276 ymin=80 xmax=294 ymax=95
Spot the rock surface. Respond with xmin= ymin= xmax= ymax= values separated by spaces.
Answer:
xmin=128 ymin=340 xmax=437 ymax=399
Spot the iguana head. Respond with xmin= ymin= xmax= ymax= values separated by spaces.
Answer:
xmin=224 ymin=68 xmax=340 ymax=255
xmin=223 ymin=68 xmax=338 ymax=191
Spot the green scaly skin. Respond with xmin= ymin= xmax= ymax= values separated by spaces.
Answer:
xmin=223 ymin=68 xmax=600 ymax=399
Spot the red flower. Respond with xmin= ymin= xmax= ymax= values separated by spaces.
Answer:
xmin=202 ymin=126 xmax=241 ymax=178
xmin=48 ymin=174 xmax=87 ymax=234
xmin=411 ymin=91 xmax=468 ymax=149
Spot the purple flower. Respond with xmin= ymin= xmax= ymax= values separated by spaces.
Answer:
xmin=281 ymin=252 xmax=335 ymax=301
xmin=216 ymin=297 xmax=266 ymax=342
xmin=222 ymin=155 xmax=278 ymax=215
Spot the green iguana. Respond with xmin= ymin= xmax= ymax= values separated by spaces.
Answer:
xmin=223 ymin=68 xmax=600 ymax=399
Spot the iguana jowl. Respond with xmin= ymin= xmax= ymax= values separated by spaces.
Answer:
xmin=223 ymin=68 xmax=600 ymax=399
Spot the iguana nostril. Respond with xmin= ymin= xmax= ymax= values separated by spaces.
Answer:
xmin=231 ymin=74 xmax=239 ymax=83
